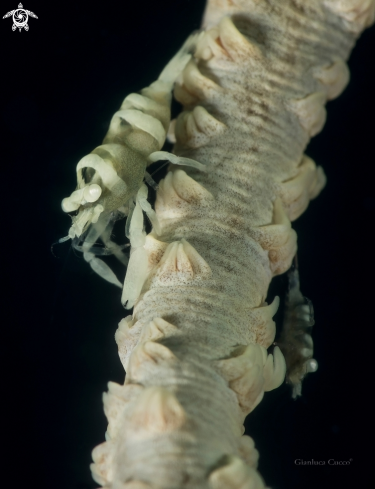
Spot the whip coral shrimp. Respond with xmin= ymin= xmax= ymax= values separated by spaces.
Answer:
xmin=61 ymin=33 xmax=206 ymax=287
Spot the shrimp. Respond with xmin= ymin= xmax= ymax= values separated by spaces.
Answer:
xmin=277 ymin=256 xmax=318 ymax=398
xmin=61 ymin=33 xmax=205 ymax=287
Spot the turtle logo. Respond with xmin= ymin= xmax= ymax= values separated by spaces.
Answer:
xmin=3 ymin=3 xmax=38 ymax=31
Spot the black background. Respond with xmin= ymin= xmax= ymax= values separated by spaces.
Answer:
xmin=1 ymin=1 xmax=374 ymax=488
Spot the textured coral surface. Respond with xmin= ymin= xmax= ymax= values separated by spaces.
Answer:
xmin=86 ymin=2 xmax=374 ymax=488
xmin=3 ymin=1 xmax=374 ymax=488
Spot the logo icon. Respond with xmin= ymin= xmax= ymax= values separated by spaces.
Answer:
xmin=3 ymin=3 xmax=38 ymax=31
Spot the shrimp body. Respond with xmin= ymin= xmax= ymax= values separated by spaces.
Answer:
xmin=61 ymin=34 xmax=204 ymax=287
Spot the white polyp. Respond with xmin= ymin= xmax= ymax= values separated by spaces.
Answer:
xmin=208 ymin=455 xmax=265 ymax=489
xmin=272 ymin=346 xmax=287 ymax=387
xmin=121 ymin=246 xmax=149 ymax=309
xmin=192 ymin=106 xmax=226 ymax=136
xmin=113 ymin=109 xmax=166 ymax=149
xmin=269 ymin=295 xmax=280 ymax=316
xmin=263 ymin=346 xmax=286 ymax=392
xmin=167 ymin=119 xmax=177 ymax=144
xmin=314 ymin=59 xmax=350 ymax=100
xmin=118 ymin=315 xmax=134 ymax=332
xmin=148 ymin=151 xmax=207 ymax=172
xmin=195 ymin=31 xmax=214 ymax=60
xmin=205 ymin=28 xmax=225 ymax=57
xmin=219 ymin=17 xmax=251 ymax=59
xmin=158 ymin=51 xmax=192 ymax=84
xmin=90 ymin=464 xmax=107 ymax=486
xmin=262 ymin=353 xmax=274 ymax=387
xmin=259 ymin=345 xmax=268 ymax=367
xmin=323 ymin=0 xmax=375 ymax=33
xmin=202 ymin=46 xmax=213 ymax=59
xmin=83 ymin=184 xmax=102 ymax=203
xmin=306 ymin=358 xmax=318 ymax=372
xmin=83 ymin=252 xmax=123 ymax=288
xmin=182 ymin=58 xmax=222 ymax=99
xmin=290 ymin=91 xmax=327 ymax=137
xmin=158 ymin=32 xmax=198 ymax=84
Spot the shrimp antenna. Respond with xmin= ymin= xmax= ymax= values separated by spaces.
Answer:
xmin=51 ymin=235 xmax=71 ymax=257
xmin=150 ymin=160 xmax=170 ymax=177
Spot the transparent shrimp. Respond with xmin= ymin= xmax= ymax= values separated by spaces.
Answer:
xmin=277 ymin=256 xmax=318 ymax=398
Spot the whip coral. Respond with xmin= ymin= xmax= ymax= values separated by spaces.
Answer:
xmin=59 ymin=1 xmax=374 ymax=488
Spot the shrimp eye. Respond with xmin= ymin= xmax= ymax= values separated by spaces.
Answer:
xmin=83 ymin=184 xmax=102 ymax=203
xmin=81 ymin=166 xmax=96 ymax=184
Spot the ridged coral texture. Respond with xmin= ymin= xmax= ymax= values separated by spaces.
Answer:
xmin=89 ymin=1 xmax=374 ymax=488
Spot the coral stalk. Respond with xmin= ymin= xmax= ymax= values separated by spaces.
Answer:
xmin=82 ymin=1 xmax=374 ymax=488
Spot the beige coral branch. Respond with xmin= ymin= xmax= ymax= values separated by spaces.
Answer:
xmin=64 ymin=1 xmax=374 ymax=488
